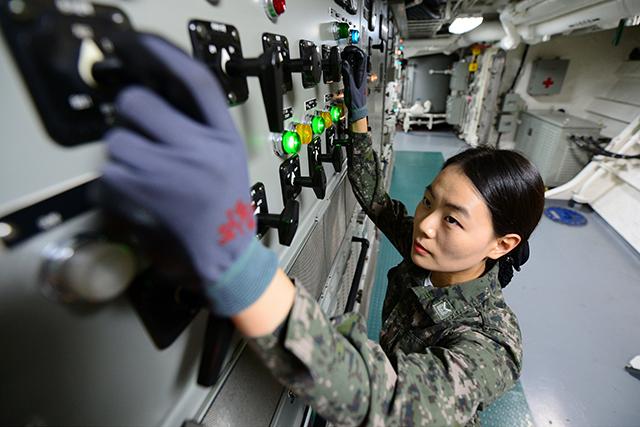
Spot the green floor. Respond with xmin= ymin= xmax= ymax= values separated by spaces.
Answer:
xmin=366 ymin=150 xmax=534 ymax=426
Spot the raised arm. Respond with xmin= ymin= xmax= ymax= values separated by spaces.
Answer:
xmin=347 ymin=119 xmax=414 ymax=259
xmin=341 ymin=46 xmax=413 ymax=259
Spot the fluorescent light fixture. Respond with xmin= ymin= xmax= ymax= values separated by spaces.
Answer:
xmin=449 ymin=16 xmax=483 ymax=34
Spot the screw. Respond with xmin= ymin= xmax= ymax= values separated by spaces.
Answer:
xmin=112 ymin=12 xmax=124 ymax=24
xmin=8 ymin=0 xmax=26 ymax=15
xmin=0 ymin=222 xmax=15 ymax=241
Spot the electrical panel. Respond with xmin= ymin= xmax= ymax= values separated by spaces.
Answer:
xmin=498 ymin=114 xmax=518 ymax=133
xmin=515 ymin=111 xmax=601 ymax=186
xmin=0 ymin=0 xmax=394 ymax=426
xmin=502 ymin=92 xmax=525 ymax=113
xmin=449 ymin=60 xmax=470 ymax=91
xmin=446 ymin=94 xmax=466 ymax=125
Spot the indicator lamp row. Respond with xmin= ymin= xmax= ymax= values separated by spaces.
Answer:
xmin=272 ymin=107 xmax=345 ymax=157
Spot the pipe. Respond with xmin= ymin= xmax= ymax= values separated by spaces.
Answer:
xmin=523 ymin=0 xmax=640 ymax=42
xmin=405 ymin=0 xmax=424 ymax=8
xmin=345 ymin=237 xmax=370 ymax=314
xmin=403 ymin=21 xmax=505 ymax=57
xmin=499 ymin=8 xmax=522 ymax=50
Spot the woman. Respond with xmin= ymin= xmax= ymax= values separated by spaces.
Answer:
xmin=103 ymin=36 xmax=545 ymax=426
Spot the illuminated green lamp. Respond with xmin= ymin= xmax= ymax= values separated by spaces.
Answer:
xmin=330 ymin=105 xmax=342 ymax=123
xmin=311 ymin=115 xmax=325 ymax=135
xmin=332 ymin=22 xmax=350 ymax=40
xmin=282 ymin=130 xmax=301 ymax=155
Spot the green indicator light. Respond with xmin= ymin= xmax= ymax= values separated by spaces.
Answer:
xmin=330 ymin=105 xmax=342 ymax=122
xmin=336 ymin=22 xmax=350 ymax=39
xmin=282 ymin=131 xmax=301 ymax=155
xmin=311 ymin=115 xmax=325 ymax=135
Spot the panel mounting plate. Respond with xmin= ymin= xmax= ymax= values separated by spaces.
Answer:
xmin=0 ymin=1 xmax=132 ymax=145
xmin=250 ymin=182 xmax=269 ymax=239
xmin=189 ymin=20 xmax=248 ymax=105
xmin=262 ymin=32 xmax=293 ymax=92
xmin=279 ymin=156 xmax=302 ymax=204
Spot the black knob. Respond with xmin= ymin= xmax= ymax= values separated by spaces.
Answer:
xmin=257 ymin=198 xmax=300 ymax=246
xmin=286 ymin=40 xmax=322 ymax=88
xmin=295 ymin=141 xmax=327 ymax=199
xmin=372 ymin=40 xmax=385 ymax=52
xmin=318 ymin=146 xmax=344 ymax=173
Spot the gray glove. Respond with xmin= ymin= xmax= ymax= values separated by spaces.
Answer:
xmin=102 ymin=34 xmax=278 ymax=316
xmin=341 ymin=46 xmax=368 ymax=124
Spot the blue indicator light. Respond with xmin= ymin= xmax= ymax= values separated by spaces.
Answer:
xmin=350 ymin=29 xmax=360 ymax=44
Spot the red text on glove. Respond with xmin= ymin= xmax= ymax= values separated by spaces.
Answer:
xmin=218 ymin=200 xmax=256 ymax=245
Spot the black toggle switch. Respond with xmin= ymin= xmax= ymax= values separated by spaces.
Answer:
xmin=279 ymin=147 xmax=326 ymax=203
xmin=263 ymin=33 xmax=321 ymax=89
xmin=372 ymin=40 xmax=385 ymax=53
xmin=189 ymin=21 xmax=285 ymax=133
xmin=251 ymin=182 xmax=299 ymax=246
xmin=321 ymin=45 xmax=342 ymax=84
xmin=318 ymin=126 xmax=344 ymax=172
xmin=295 ymin=139 xmax=327 ymax=199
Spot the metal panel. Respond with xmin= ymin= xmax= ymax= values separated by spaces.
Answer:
xmin=288 ymin=220 xmax=329 ymax=300
xmin=498 ymin=114 xmax=518 ymax=133
xmin=323 ymin=181 xmax=347 ymax=266
xmin=201 ymin=347 xmax=284 ymax=427
xmin=450 ymin=61 xmax=469 ymax=91
xmin=344 ymin=178 xmax=359 ymax=220
xmin=446 ymin=95 xmax=466 ymax=125
xmin=503 ymin=93 xmax=524 ymax=113
xmin=516 ymin=111 xmax=600 ymax=186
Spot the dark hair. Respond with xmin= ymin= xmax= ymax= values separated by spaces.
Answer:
xmin=443 ymin=147 xmax=545 ymax=287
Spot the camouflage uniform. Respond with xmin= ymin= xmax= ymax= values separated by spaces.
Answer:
xmin=249 ymin=132 xmax=523 ymax=426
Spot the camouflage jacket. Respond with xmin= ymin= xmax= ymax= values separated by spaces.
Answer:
xmin=249 ymin=132 xmax=523 ymax=426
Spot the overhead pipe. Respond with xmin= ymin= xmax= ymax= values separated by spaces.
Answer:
xmin=498 ymin=8 xmax=522 ymax=50
xmin=405 ymin=0 xmax=424 ymax=8
xmin=521 ymin=0 xmax=640 ymax=42
xmin=403 ymin=0 xmax=640 ymax=57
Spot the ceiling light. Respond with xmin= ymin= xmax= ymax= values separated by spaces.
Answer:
xmin=448 ymin=17 xmax=483 ymax=34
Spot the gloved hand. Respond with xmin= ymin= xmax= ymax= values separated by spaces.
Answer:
xmin=101 ymin=33 xmax=278 ymax=316
xmin=340 ymin=46 xmax=368 ymax=124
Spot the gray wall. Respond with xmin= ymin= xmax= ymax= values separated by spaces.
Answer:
xmin=407 ymin=54 xmax=455 ymax=112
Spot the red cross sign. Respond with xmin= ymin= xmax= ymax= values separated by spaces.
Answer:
xmin=543 ymin=77 xmax=554 ymax=89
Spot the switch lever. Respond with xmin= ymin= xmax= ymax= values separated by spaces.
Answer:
xmin=318 ymin=127 xmax=344 ymax=172
xmin=295 ymin=139 xmax=327 ymax=199
xmin=189 ymin=21 xmax=285 ymax=132
xmin=321 ymin=45 xmax=341 ymax=84
xmin=263 ymin=34 xmax=321 ymax=89
xmin=251 ymin=182 xmax=299 ymax=246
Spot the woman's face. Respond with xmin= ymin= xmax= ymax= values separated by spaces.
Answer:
xmin=411 ymin=166 xmax=506 ymax=275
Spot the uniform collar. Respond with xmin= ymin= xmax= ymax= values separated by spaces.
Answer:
xmin=409 ymin=264 xmax=501 ymax=323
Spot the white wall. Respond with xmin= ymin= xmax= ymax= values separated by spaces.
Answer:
xmin=503 ymin=26 xmax=640 ymax=253
xmin=500 ymin=25 xmax=640 ymax=148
